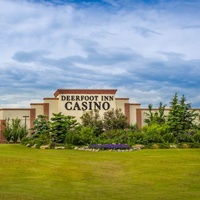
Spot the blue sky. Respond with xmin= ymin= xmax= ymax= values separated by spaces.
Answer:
xmin=1 ymin=0 xmax=200 ymax=108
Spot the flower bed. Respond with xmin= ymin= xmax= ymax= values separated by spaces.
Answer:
xmin=89 ymin=144 xmax=130 ymax=150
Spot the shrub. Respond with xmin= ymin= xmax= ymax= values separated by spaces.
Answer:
xmin=48 ymin=141 xmax=56 ymax=149
xmin=176 ymin=133 xmax=193 ymax=143
xmin=193 ymin=132 xmax=200 ymax=142
xmin=34 ymin=134 xmax=50 ymax=148
xmin=190 ymin=142 xmax=200 ymax=148
xmin=160 ymin=143 xmax=171 ymax=149
xmin=65 ymin=126 xmax=98 ymax=145
xmin=178 ymin=143 xmax=190 ymax=149
xmin=163 ymin=133 xmax=175 ymax=143
xmin=142 ymin=124 xmax=170 ymax=144
xmin=145 ymin=133 xmax=163 ymax=144
xmin=79 ymin=126 xmax=96 ymax=145
xmin=65 ymin=144 xmax=75 ymax=149
xmin=142 ymin=124 xmax=168 ymax=136
xmin=20 ymin=137 xmax=31 ymax=145
xmin=152 ymin=143 xmax=160 ymax=149
xmin=65 ymin=130 xmax=81 ymax=145
xmin=99 ymin=129 xmax=129 ymax=144
xmin=130 ymin=131 xmax=146 ymax=144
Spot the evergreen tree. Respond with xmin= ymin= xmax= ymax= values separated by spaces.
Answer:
xmin=167 ymin=93 xmax=198 ymax=140
xmin=31 ymin=115 xmax=50 ymax=138
xmin=50 ymin=112 xmax=79 ymax=143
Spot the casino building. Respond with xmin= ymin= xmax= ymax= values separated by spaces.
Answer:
xmin=0 ymin=88 xmax=173 ymax=142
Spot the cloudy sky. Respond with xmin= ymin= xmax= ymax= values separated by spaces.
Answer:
xmin=1 ymin=0 xmax=200 ymax=108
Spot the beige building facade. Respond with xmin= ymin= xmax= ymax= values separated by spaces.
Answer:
xmin=1 ymin=88 xmax=199 ymax=143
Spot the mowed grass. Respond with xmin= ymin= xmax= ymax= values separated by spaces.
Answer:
xmin=0 ymin=145 xmax=200 ymax=200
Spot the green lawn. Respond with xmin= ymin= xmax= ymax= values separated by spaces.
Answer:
xmin=0 ymin=145 xmax=200 ymax=200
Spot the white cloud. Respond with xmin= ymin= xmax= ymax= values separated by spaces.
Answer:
xmin=0 ymin=0 xmax=200 ymax=108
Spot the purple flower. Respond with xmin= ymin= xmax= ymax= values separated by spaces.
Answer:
xmin=89 ymin=144 xmax=130 ymax=150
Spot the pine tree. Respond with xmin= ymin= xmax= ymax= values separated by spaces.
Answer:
xmin=167 ymin=93 xmax=198 ymax=140
xmin=50 ymin=112 xmax=79 ymax=143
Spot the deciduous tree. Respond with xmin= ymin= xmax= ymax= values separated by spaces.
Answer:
xmin=80 ymin=110 xmax=103 ymax=136
xmin=144 ymin=102 xmax=166 ymax=125
xmin=1 ymin=118 xmax=27 ymax=143
xmin=103 ymin=108 xmax=128 ymax=131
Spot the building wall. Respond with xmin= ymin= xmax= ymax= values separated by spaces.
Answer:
xmin=129 ymin=104 xmax=141 ymax=125
xmin=115 ymin=98 xmax=129 ymax=113
xmin=0 ymin=108 xmax=32 ymax=129
xmin=54 ymin=89 xmax=117 ymax=123
xmin=30 ymin=104 xmax=44 ymax=118
xmin=0 ymin=110 xmax=3 ymax=119
xmin=43 ymin=98 xmax=59 ymax=120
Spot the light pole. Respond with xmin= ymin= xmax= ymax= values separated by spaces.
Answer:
xmin=23 ymin=115 xmax=29 ymax=136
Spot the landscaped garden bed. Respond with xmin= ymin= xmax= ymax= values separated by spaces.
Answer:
xmin=89 ymin=143 xmax=130 ymax=150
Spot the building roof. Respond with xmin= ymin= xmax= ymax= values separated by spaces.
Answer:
xmin=54 ymin=89 xmax=117 ymax=97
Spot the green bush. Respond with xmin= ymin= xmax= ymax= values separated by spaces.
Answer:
xmin=178 ymin=143 xmax=190 ymax=149
xmin=65 ymin=126 xmax=98 ymax=145
xmin=79 ymin=126 xmax=97 ymax=145
xmin=65 ymin=143 xmax=75 ymax=149
xmin=68 ymin=131 xmax=83 ymax=145
xmin=190 ymin=142 xmax=200 ymax=148
xmin=163 ymin=133 xmax=175 ymax=143
xmin=130 ymin=131 xmax=146 ymax=144
xmin=22 ymin=138 xmax=35 ymax=147
xmin=142 ymin=124 xmax=168 ymax=136
xmin=34 ymin=134 xmax=50 ymax=148
xmin=193 ymin=132 xmax=200 ymax=142
xmin=146 ymin=133 xmax=163 ymax=144
xmin=20 ymin=137 xmax=31 ymax=145
xmin=176 ymin=133 xmax=193 ymax=143
xmin=48 ymin=141 xmax=56 ymax=149
xmin=159 ymin=143 xmax=171 ymax=149
xmin=98 ymin=129 xmax=130 ymax=144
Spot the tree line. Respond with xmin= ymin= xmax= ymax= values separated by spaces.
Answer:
xmin=1 ymin=93 xmax=200 ymax=148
